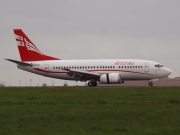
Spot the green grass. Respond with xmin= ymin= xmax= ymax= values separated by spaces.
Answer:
xmin=0 ymin=87 xmax=180 ymax=135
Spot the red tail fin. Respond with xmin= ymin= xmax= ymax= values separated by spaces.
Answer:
xmin=14 ymin=29 xmax=60 ymax=62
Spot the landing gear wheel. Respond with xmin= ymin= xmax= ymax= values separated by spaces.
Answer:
xmin=88 ymin=82 xmax=93 ymax=87
xmin=88 ymin=81 xmax=97 ymax=87
xmin=149 ymin=82 xmax=153 ymax=86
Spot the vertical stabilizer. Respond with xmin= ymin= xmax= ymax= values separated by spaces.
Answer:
xmin=14 ymin=29 xmax=60 ymax=62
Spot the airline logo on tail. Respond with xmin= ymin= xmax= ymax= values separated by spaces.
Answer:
xmin=14 ymin=29 xmax=60 ymax=62
xmin=15 ymin=33 xmax=42 ymax=55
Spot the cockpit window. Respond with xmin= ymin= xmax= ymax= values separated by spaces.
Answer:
xmin=155 ymin=64 xmax=164 ymax=68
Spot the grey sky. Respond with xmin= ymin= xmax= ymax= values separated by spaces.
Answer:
xmin=1 ymin=0 xmax=180 ymax=86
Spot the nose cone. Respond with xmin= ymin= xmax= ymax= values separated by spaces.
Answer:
xmin=157 ymin=67 xmax=172 ymax=78
xmin=166 ymin=68 xmax=172 ymax=76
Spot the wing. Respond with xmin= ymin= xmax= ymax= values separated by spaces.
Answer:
xmin=63 ymin=69 xmax=100 ymax=82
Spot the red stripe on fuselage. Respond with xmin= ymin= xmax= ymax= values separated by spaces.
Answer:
xmin=33 ymin=68 xmax=68 ymax=74
xmin=87 ymin=70 xmax=157 ymax=76
xmin=33 ymin=68 xmax=157 ymax=77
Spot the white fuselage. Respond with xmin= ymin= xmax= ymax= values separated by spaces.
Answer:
xmin=18 ymin=59 xmax=172 ymax=81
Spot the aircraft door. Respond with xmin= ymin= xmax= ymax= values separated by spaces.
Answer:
xmin=144 ymin=63 xmax=149 ymax=72
xmin=44 ymin=64 xmax=49 ymax=73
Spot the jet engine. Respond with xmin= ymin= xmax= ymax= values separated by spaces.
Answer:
xmin=100 ymin=73 xmax=124 ymax=84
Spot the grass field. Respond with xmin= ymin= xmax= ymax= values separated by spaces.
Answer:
xmin=0 ymin=87 xmax=180 ymax=135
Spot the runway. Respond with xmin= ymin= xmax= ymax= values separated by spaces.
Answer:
xmin=98 ymin=78 xmax=180 ymax=87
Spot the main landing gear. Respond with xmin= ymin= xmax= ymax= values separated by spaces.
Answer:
xmin=149 ymin=82 xmax=153 ymax=86
xmin=88 ymin=81 xmax=97 ymax=87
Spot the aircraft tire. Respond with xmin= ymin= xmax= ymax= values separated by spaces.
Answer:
xmin=88 ymin=81 xmax=97 ymax=87
xmin=149 ymin=82 xmax=153 ymax=86
xmin=88 ymin=82 xmax=93 ymax=87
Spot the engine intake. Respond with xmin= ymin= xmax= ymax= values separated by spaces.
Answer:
xmin=100 ymin=73 xmax=124 ymax=84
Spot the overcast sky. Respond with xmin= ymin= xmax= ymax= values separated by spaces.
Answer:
xmin=1 ymin=0 xmax=180 ymax=86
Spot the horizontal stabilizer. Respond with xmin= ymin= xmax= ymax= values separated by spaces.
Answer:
xmin=5 ymin=59 xmax=32 ymax=66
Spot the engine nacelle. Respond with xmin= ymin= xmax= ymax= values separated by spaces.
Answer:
xmin=100 ymin=73 xmax=124 ymax=84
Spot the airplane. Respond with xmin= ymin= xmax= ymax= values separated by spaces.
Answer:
xmin=6 ymin=29 xmax=172 ymax=87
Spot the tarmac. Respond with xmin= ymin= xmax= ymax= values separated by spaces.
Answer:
xmin=98 ymin=79 xmax=180 ymax=87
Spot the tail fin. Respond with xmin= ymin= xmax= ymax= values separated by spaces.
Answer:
xmin=14 ymin=29 xmax=60 ymax=62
